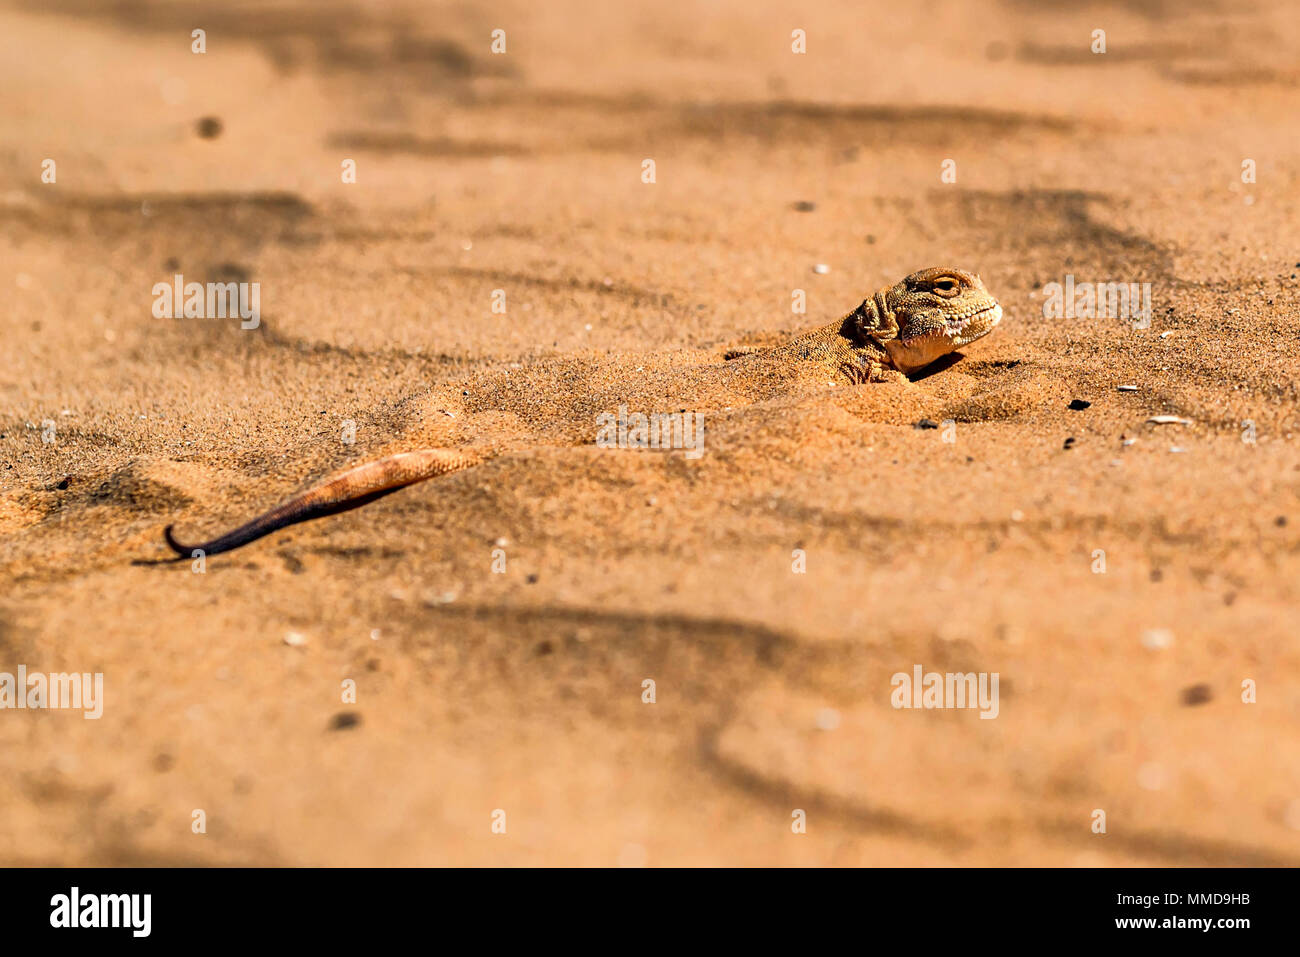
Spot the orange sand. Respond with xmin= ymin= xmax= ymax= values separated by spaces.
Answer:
xmin=1 ymin=0 xmax=1299 ymax=865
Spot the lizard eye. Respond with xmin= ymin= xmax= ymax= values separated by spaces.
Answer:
xmin=932 ymin=278 xmax=960 ymax=296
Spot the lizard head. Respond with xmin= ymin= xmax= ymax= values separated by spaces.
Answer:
xmin=859 ymin=267 xmax=1001 ymax=374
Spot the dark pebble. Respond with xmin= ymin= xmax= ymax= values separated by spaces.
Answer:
xmin=213 ymin=262 xmax=250 ymax=283
xmin=1180 ymin=684 xmax=1213 ymax=706
xmin=1067 ymin=399 xmax=1091 ymax=410
xmin=792 ymin=201 xmax=816 ymax=212
xmin=914 ymin=418 xmax=939 ymax=430
xmin=1063 ymin=437 xmax=1076 ymax=449
xmin=329 ymin=712 xmax=362 ymax=731
xmin=195 ymin=116 xmax=223 ymax=139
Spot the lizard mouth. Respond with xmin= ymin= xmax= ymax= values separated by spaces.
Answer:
xmin=884 ymin=302 xmax=1002 ymax=372
xmin=942 ymin=302 xmax=1001 ymax=336
xmin=948 ymin=302 xmax=1002 ymax=342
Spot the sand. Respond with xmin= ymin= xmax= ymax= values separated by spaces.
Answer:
xmin=1 ymin=0 xmax=1299 ymax=866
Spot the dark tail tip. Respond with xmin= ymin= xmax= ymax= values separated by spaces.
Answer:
xmin=163 ymin=524 xmax=195 ymax=557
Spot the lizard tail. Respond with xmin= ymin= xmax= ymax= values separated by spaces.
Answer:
xmin=163 ymin=447 xmax=485 ymax=558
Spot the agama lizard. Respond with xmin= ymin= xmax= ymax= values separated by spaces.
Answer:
xmin=162 ymin=266 xmax=1001 ymax=558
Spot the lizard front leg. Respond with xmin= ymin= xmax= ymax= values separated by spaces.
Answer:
xmin=843 ymin=348 xmax=908 ymax=384
xmin=870 ymin=364 xmax=910 ymax=384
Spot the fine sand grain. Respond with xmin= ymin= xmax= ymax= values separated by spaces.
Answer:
xmin=1 ymin=0 xmax=1299 ymax=865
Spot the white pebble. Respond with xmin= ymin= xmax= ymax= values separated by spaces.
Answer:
xmin=1141 ymin=628 xmax=1173 ymax=650
xmin=815 ymin=707 xmax=841 ymax=731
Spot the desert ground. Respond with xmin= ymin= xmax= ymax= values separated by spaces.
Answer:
xmin=1 ymin=0 xmax=1299 ymax=866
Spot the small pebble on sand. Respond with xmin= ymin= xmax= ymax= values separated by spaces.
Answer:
xmin=195 ymin=116 xmax=223 ymax=139
xmin=1141 ymin=629 xmax=1174 ymax=650
xmin=329 ymin=712 xmax=361 ymax=731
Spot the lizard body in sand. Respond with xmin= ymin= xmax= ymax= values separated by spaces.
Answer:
xmin=163 ymin=266 xmax=1001 ymax=558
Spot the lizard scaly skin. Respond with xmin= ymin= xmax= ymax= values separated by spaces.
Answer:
xmin=163 ymin=267 xmax=1000 ymax=558
xmin=748 ymin=266 xmax=1001 ymax=381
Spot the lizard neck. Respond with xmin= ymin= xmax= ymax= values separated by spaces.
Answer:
xmin=762 ymin=300 xmax=892 ymax=382
xmin=824 ymin=312 xmax=888 ymax=383
xmin=840 ymin=289 xmax=898 ymax=342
